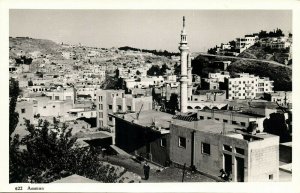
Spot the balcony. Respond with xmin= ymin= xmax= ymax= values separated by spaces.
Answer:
xmin=245 ymin=84 xmax=251 ymax=87
xmin=245 ymin=90 xmax=252 ymax=93
xmin=233 ymin=90 xmax=239 ymax=94
xmin=232 ymin=84 xmax=239 ymax=87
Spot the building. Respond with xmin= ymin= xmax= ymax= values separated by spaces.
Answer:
xmin=96 ymin=89 xmax=152 ymax=132
xmin=117 ymin=67 xmax=148 ymax=79
xmin=264 ymin=91 xmax=292 ymax=106
xmin=113 ymin=110 xmax=172 ymax=166
xmin=196 ymin=109 xmax=274 ymax=132
xmin=227 ymin=73 xmax=274 ymax=100
xmin=208 ymin=72 xmax=230 ymax=83
xmin=67 ymin=108 xmax=97 ymax=120
xmin=45 ymin=86 xmax=76 ymax=103
xmin=257 ymin=77 xmax=274 ymax=96
xmin=124 ymin=76 xmax=165 ymax=90
xmin=34 ymin=97 xmax=73 ymax=118
xmin=170 ymin=119 xmax=279 ymax=182
xmin=236 ymin=34 xmax=258 ymax=52
xmin=15 ymin=99 xmax=35 ymax=128
xmin=76 ymin=86 xmax=99 ymax=101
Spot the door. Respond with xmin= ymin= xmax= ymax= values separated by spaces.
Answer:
xmin=224 ymin=154 xmax=232 ymax=175
xmin=236 ymin=157 xmax=245 ymax=182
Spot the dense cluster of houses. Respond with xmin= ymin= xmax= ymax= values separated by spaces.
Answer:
xmin=9 ymin=19 xmax=292 ymax=182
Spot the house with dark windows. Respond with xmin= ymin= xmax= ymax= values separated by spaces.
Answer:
xmin=112 ymin=110 xmax=172 ymax=167
xmin=169 ymin=119 xmax=279 ymax=182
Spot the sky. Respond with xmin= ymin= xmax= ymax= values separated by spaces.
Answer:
xmin=9 ymin=10 xmax=292 ymax=52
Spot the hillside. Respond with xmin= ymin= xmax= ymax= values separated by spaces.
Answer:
xmin=192 ymin=55 xmax=292 ymax=91
xmin=238 ymin=45 xmax=291 ymax=65
xmin=9 ymin=37 xmax=62 ymax=58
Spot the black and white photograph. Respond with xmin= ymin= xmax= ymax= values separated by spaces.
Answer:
xmin=1 ymin=0 xmax=300 ymax=192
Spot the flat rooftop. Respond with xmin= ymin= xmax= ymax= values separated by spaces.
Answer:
xmin=123 ymin=110 xmax=174 ymax=129
xmin=74 ymin=131 xmax=112 ymax=140
xmin=172 ymin=119 xmax=276 ymax=140
xmin=198 ymin=109 xmax=266 ymax=118
xmin=172 ymin=119 xmax=241 ymax=134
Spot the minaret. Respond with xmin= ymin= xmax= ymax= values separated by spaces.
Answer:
xmin=179 ymin=16 xmax=189 ymax=113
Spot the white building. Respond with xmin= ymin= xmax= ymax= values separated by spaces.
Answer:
xmin=125 ymin=76 xmax=165 ymax=89
xmin=236 ymin=34 xmax=258 ymax=52
xmin=45 ymin=87 xmax=75 ymax=103
xmin=96 ymin=89 xmax=153 ymax=132
xmin=227 ymin=73 xmax=274 ymax=100
xmin=208 ymin=71 xmax=231 ymax=83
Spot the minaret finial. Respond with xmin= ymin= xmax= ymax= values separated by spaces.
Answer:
xmin=183 ymin=16 xmax=185 ymax=28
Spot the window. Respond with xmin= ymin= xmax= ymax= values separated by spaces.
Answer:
xmin=21 ymin=108 xmax=25 ymax=113
xmin=223 ymin=119 xmax=228 ymax=123
xmin=109 ymin=116 xmax=113 ymax=121
xmin=178 ymin=137 xmax=186 ymax=148
xmin=55 ymin=96 xmax=59 ymax=100
xmin=127 ymin=106 xmax=132 ymax=111
xmin=241 ymin=122 xmax=246 ymax=127
xmin=202 ymin=143 xmax=211 ymax=155
xmin=108 ymin=105 xmax=112 ymax=110
xmin=215 ymin=118 xmax=220 ymax=121
xmin=200 ymin=116 xmax=204 ymax=120
xmin=161 ymin=138 xmax=167 ymax=147
xmin=99 ymin=96 xmax=103 ymax=102
xmin=99 ymin=104 xmax=103 ymax=110
xmin=223 ymin=145 xmax=232 ymax=152
xmin=117 ymin=105 xmax=122 ymax=110
xmin=99 ymin=120 xmax=103 ymax=127
xmin=53 ymin=105 xmax=55 ymax=108
xmin=207 ymin=117 xmax=212 ymax=120
xmin=43 ymin=106 xmax=46 ymax=109
xmin=232 ymin=121 xmax=237 ymax=125
xmin=269 ymin=174 xmax=273 ymax=180
xmin=99 ymin=112 xmax=103 ymax=118
xmin=236 ymin=147 xmax=244 ymax=155
xmin=66 ymin=96 xmax=71 ymax=100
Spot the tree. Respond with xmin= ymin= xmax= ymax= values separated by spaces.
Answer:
xmin=167 ymin=93 xmax=179 ymax=114
xmin=147 ymin=65 xmax=161 ymax=76
xmin=160 ymin=64 xmax=170 ymax=75
xmin=263 ymin=113 xmax=292 ymax=143
xmin=28 ymin=80 xmax=33 ymax=86
xmin=9 ymin=78 xmax=20 ymax=138
xmin=10 ymin=118 xmax=122 ymax=183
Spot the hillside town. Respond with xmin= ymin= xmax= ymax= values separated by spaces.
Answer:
xmin=9 ymin=16 xmax=292 ymax=183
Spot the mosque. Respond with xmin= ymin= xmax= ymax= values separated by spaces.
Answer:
xmin=178 ymin=16 xmax=227 ymax=113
